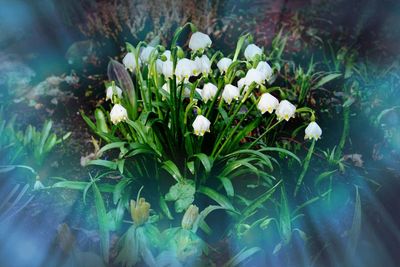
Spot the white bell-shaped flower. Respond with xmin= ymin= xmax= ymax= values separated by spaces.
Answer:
xmin=217 ymin=58 xmax=233 ymax=74
xmin=189 ymin=32 xmax=212 ymax=52
xmin=162 ymin=50 xmax=171 ymax=61
xmin=256 ymin=61 xmax=273 ymax=82
xmin=192 ymin=115 xmax=211 ymax=136
xmin=140 ymin=46 xmax=156 ymax=63
xmin=200 ymin=83 xmax=218 ymax=103
xmin=222 ymin=84 xmax=240 ymax=104
xmin=122 ymin=52 xmax=139 ymax=72
xmin=34 ymin=179 xmax=45 ymax=190
xmin=156 ymin=59 xmax=163 ymax=73
xmin=162 ymin=60 xmax=174 ymax=78
xmin=195 ymin=55 xmax=211 ymax=75
xmin=276 ymin=100 xmax=296 ymax=121
xmin=244 ymin=44 xmax=262 ymax=61
xmin=110 ymin=104 xmax=128 ymax=125
xmin=305 ymin=121 xmax=322 ymax=140
xmin=244 ymin=69 xmax=264 ymax=86
xmin=175 ymin=58 xmax=195 ymax=81
xmin=257 ymin=93 xmax=279 ymax=114
xmin=106 ymin=85 xmax=123 ymax=103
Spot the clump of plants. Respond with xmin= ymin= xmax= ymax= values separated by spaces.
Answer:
xmin=55 ymin=24 xmax=326 ymax=265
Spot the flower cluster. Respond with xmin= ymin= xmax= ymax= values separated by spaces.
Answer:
xmin=106 ymin=29 xmax=322 ymax=142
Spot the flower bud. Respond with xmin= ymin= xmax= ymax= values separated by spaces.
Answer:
xmin=192 ymin=115 xmax=211 ymax=136
xmin=181 ymin=205 xmax=199 ymax=230
xmin=244 ymin=44 xmax=262 ymax=61
xmin=130 ymin=198 xmax=150 ymax=226
xmin=222 ymin=84 xmax=240 ymax=104
xmin=110 ymin=104 xmax=128 ymax=125
xmin=276 ymin=100 xmax=296 ymax=121
xmin=305 ymin=121 xmax=322 ymax=140
xmin=189 ymin=32 xmax=212 ymax=52
xmin=257 ymin=93 xmax=279 ymax=114
xmin=217 ymin=58 xmax=233 ymax=74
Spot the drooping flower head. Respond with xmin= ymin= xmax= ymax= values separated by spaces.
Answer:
xmin=256 ymin=61 xmax=273 ymax=82
xmin=195 ymin=55 xmax=211 ymax=75
xmin=106 ymin=85 xmax=122 ymax=103
xmin=244 ymin=44 xmax=262 ymax=61
xmin=175 ymin=58 xmax=196 ymax=81
xmin=181 ymin=205 xmax=199 ymax=230
xmin=257 ymin=93 xmax=279 ymax=114
xmin=189 ymin=32 xmax=212 ymax=52
xmin=217 ymin=58 xmax=233 ymax=74
xmin=140 ymin=46 xmax=156 ymax=63
xmin=200 ymin=83 xmax=218 ymax=103
xmin=305 ymin=121 xmax=322 ymax=140
xmin=192 ymin=115 xmax=211 ymax=136
xmin=222 ymin=84 xmax=240 ymax=104
xmin=110 ymin=104 xmax=128 ymax=125
xmin=244 ymin=68 xmax=264 ymax=87
xmin=122 ymin=52 xmax=139 ymax=72
xmin=276 ymin=100 xmax=296 ymax=121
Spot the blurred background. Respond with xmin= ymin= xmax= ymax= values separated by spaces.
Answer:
xmin=0 ymin=0 xmax=400 ymax=266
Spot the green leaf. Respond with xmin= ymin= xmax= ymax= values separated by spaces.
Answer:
xmin=198 ymin=186 xmax=236 ymax=212
xmin=218 ymin=177 xmax=234 ymax=197
xmin=313 ymin=73 xmax=341 ymax=89
xmin=260 ymin=146 xmax=301 ymax=165
xmin=192 ymin=205 xmax=230 ymax=233
xmin=191 ymin=153 xmax=213 ymax=174
xmin=92 ymin=181 xmax=110 ymax=263
xmin=223 ymin=247 xmax=261 ymax=267
xmin=162 ymin=160 xmax=183 ymax=183
xmin=349 ymin=186 xmax=361 ymax=253
xmin=279 ymin=186 xmax=291 ymax=245
xmin=98 ymin=142 xmax=126 ymax=155
xmin=87 ymin=159 xmax=118 ymax=170
xmin=242 ymin=180 xmax=282 ymax=218
xmin=165 ymin=181 xmax=195 ymax=213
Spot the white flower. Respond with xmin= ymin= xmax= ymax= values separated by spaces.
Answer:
xmin=305 ymin=121 xmax=322 ymax=140
xmin=222 ymin=84 xmax=240 ymax=104
xmin=244 ymin=69 xmax=264 ymax=86
xmin=156 ymin=59 xmax=163 ymax=73
xmin=106 ymin=85 xmax=123 ymax=103
xmin=217 ymin=58 xmax=232 ymax=74
xmin=161 ymin=83 xmax=170 ymax=100
xmin=162 ymin=60 xmax=174 ymax=78
xmin=200 ymin=83 xmax=218 ymax=103
xmin=256 ymin=61 xmax=273 ymax=82
xmin=162 ymin=50 xmax=171 ymax=61
xmin=195 ymin=55 xmax=211 ymax=75
xmin=110 ymin=104 xmax=128 ymax=124
xmin=244 ymin=44 xmax=262 ymax=61
xmin=122 ymin=52 xmax=139 ymax=72
xmin=257 ymin=93 xmax=279 ymax=114
xmin=140 ymin=46 xmax=156 ymax=63
xmin=176 ymin=58 xmax=196 ymax=81
xmin=189 ymin=32 xmax=212 ymax=52
xmin=34 ymin=179 xmax=45 ymax=190
xmin=276 ymin=100 xmax=296 ymax=121
xmin=192 ymin=115 xmax=211 ymax=136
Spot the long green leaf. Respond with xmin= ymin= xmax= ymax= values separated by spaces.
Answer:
xmin=92 ymin=181 xmax=110 ymax=263
xmin=198 ymin=186 xmax=236 ymax=212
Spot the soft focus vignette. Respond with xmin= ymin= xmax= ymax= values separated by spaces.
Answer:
xmin=1 ymin=1 xmax=400 ymax=267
